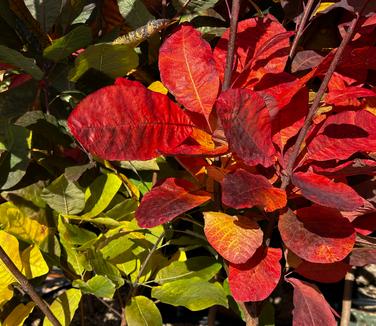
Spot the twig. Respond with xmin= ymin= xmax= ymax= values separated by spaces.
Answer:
xmin=280 ymin=4 xmax=368 ymax=190
xmin=0 ymin=245 xmax=61 ymax=326
xmin=222 ymin=0 xmax=241 ymax=91
xmin=208 ymin=306 xmax=217 ymax=326
xmin=289 ymin=0 xmax=317 ymax=59
xmin=96 ymin=296 xmax=123 ymax=319
xmin=340 ymin=267 xmax=356 ymax=326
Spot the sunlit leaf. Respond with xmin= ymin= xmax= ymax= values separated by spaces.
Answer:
xmin=279 ymin=207 xmax=356 ymax=263
xmin=73 ymin=275 xmax=116 ymax=298
xmin=136 ymin=178 xmax=211 ymax=228
xmin=203 ymin=212 xmax=263 ymax=264
xmin=228 ymin=247 xmax=282 ymax=302
xmin=3 ymin=302 xmax=35 ymax=326
xmin=152 ymin=277 xmax=228 ymax=311
xmin=21 ymin=245 xmax=49 ymax=279
xmin=125 ymin=296 xmax=162 ymax=326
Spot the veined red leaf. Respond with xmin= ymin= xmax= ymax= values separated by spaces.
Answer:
xmin=287 ymin=278 xmax=336 ymax=326
xmin=229 ymin=247 xmax=282 ymax=302
xmin=295 ymin=261 xmax=350 ymax=283
xmin=325 ymin=86 xmax=376 ymax=107
xmin=68 ymin=79 xmax=193 ymax=161
xmin=279 ymin=207 xmax=356 ymax=263
xmin=159 ymin=25 xmax=219 ymax=123
xmin=291 ymin=50 xmax=324 ymax=73
xmin=136 ymin=178 xmax=211 ymax=228
xmin=216 ymin=89 xmax=275 ymax=167
xmin=312 ymin=159 xmax=376 ymax=177
xmin=203 ymin=212 xmax=263 ymax=264
xmin=213 ymin=14 xmax=289 ymax=88
xmin=292 ymin=171 xmax=364 ymax=211
xmin=221 ymin=169 xmax=286 ymax=212
xmin=307 ymin=110 xmax=376 ymax=162
xmin=350 ymin=248 xmax=376 ymax=266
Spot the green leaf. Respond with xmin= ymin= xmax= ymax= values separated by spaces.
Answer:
xmin=0 ymin=123 xmax=30 ymax=190
xmin=69 ymin=43 xmax=139 ymax=82
xmin=259 ymin=301 xmax=275 ymax=326
xmin=155 ymin=256 xmax=221 ymax=284
xmin=172 ymin=0 xmax=221 ymax=13
xmin=104 ymin=198 xmax=138 ymax=220
xmin=58 ymin=216 xmax=97 ymax=245
xmin=73 ymin=275 xmax=116 ymax=298
xmin=0 ymin=45 xmax=43 ymax=80
xmin=119 ymin=159 xmax=160 ymax=171
xmin=0 ymin=80 xmax=39 ymax=120
xmin=90 ymin=251 xmax=125 ymax=287
xmin=21 ymin=245 xmax=49 ymax=279
xmin=118 ymin=0 xmax=154 ymax=29
xmin=44 ymin=25 xmax=92 ymax=62
xmin=151 ymin=277 xmax=228 ymax=311
xmin=43 ymin=289 xmax=82 ymax=326
xmin=83 ymin=173 xmax=122 ymax=218
xmin=41 ymin=175 xmax=85 ymax=215
xmin=3 ymin=302 xmax=35 ymax=326
xmin=99 ymin=234 xmax=135 ymax=261
xmin=125 ymin=296 xmax=162 ymax=326
xmin=25 ymin=0 xmax=64 ymax=32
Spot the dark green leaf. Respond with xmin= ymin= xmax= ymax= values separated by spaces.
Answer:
xmin=118 ymin=0 xmax=154 ymax=29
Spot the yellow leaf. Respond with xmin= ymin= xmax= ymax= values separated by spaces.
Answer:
xmin=148 ymin=81 xmax=168 ymax=95
xmin=21 ymin=245 xmax=49 ymax=279
xmin=3 ymin=302 xmax=35 ymax=326
xmin=0 ymin=202 xmax=50 ymax=244
xmin=0 ymin=286 xmax=14 ymax=307
xmin=43 ymin=289 xmax=82 ymax=326
xmin=313 ymin=2 xmax=335 ymax=16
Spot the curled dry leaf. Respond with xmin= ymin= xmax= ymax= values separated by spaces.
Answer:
xmin=203 ymin=211 xmax=263 ymax=264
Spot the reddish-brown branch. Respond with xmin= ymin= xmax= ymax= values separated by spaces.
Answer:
xmin=222 ymin=0 xmax=241 ymax=91
xmin=0 ymin=245 xmax=61 ymax=326
xmin=289 ymin=0 xmax=316 ymax=59
xmin=281 ymin=5 xmax=367 ymax=190
xmin=340 ymin=267 xmax=356 ymax=326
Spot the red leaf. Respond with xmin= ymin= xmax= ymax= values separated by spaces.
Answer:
xmin=291 ymin=50 xmax=324 ymax=73
xmin=68 ymin=79 xmax=193 ymax=161
xmin=136 ymin=178 xmax=211 ymax=228
xmin=159 ymin=25 xmax=219 ymax=123
xmin=350 ymin=248 xmax=376 ymax=266
xmin=221 ymin=169 xmax=286 ymax=212
xmin=213 ymin=14 xmax=290 ymax=88
xmin=229 ymin=247 xmax=282 ymax=302
xmin=311 ymin=159 xmax=376 ymax=177
xmin=352 ymin=212 xmax=376 ymax=235
xmin=279 ymin=207 xmax=356 ymax=263
xmin=287 ymin=278 xmax=336 ymax=326
xmin=292 ymin=171 xmax=364 ymax=211
xmin=216 ymin=89 xmax=275 ymax=167
xmin=295 ymin=261 xmax=350 ymax=283
xmin=325 ymin=86 xmax=376 ymax=107
xmin=203 ymin=212 xmax=263 ymax=264
xmin=307 ymin=110 xmax=376 ymax=162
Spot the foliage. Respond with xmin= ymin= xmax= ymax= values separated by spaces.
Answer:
xmin=0 ymin=0 xmax=376 ymax=325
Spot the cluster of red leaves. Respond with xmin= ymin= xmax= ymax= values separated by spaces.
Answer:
xmin=68 ymin=13 xmax=376 ymax=325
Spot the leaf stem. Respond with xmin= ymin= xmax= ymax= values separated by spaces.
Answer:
xmin=289 ymin=0 xmax=317 ymax=59
xmin=0 ymin=245 xmax=61 ymax=326
xmin=222 ymin=0 xmax=241 ymax=91
xmin=281 ymin=5 xmax=367 ymax=190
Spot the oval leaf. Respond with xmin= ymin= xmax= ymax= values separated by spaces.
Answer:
xmin=125 ymin=296 xmax=162 ymax=326
xmin=68 ymin=79 xmax=193 ymax=161
xmin=287 ymin=278 xmax=336 ymax=326
xmin=203 ymin=212 xmax=263 ymax=264
xmin=159 ymin=25 xmax=219 ymax=122
xmin=279 ymin=207 xmax=356 ymax=263
xmin=151 ymin=277 xmax=228 ymax=311
xmin=136 ymin=178 xmax=211 ymax=228
xmin=222 ymin=169 xmax=286 ymax=212
xmin=292 ymin=171 xmax=364 ymax=211
xmin=229 ymin=247 xmax=282 ymax=302
xmin=216 ymin=88 xmax=275 ymax=167
xmin=295 ymin=261 xmax=350 ymax=283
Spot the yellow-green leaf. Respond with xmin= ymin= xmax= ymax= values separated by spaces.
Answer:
xmin=313 ymin=2 xmax=335 ymax=16
xmin=21 ymin=245 xmax=49 ymax=279
xmin=73 ymin=275 xmax=116 ymax=298
xmin=83 ymin=173 xmax=122 ymax=218
xmin=43 ymin=289 xmax=82 ymax=326
xmin=125 ymin=296 xmax=162 ymax=326
xmin=148 ymin=81 xmax=168 ymax=95
xmin=3 ymin=302 xmax=35 ymax=326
